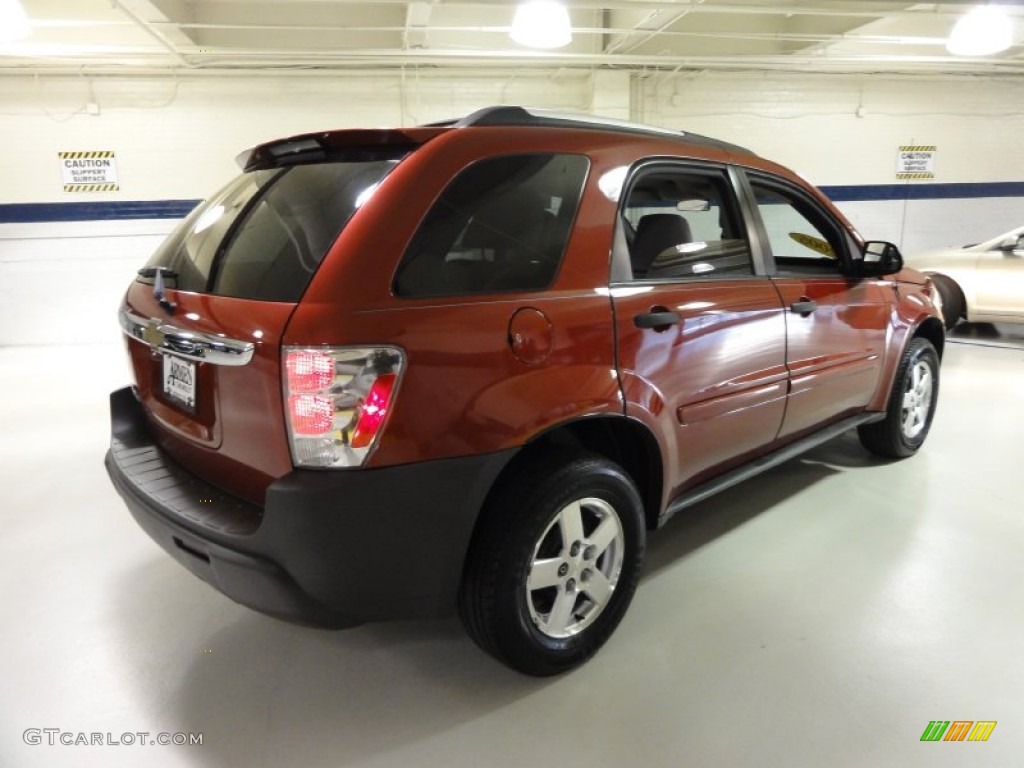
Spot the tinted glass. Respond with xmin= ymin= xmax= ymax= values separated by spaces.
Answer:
xmin=394 ymin=153 xmax=589 ymax=297
xmin=622 ymin=168 xmax=752 ymax=280
xmin=748 ymin=179 xmax=846 ymax=275
xmin=142 ymin=171 xmax=276 ymax=293
xmin=141 ymin=158 xmax=404 ymax=301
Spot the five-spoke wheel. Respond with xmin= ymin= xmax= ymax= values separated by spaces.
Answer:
xmin=459 ymin=452 xmax=645 ymax=676
xmin=860 ymin=337 xmax=940 ymax=458
xmin=526 ymin=497 xmax=625 ymax=639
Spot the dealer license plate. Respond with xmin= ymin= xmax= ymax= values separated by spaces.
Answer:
xmin=162 ymin=354 xmax=196 ymax=410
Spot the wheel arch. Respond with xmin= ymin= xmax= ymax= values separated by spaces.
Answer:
xmin=526 ymin=416 xmax=664 ymax=530
xmin=913 ymin=315 xmax=945 ymax=360
xmin=868 ymin=313 xmax=945 ymax=412
xmin=473 ymin=415 xmax=664 ymax=533
xmin=925 ymin=270 xmax=972 ymax=320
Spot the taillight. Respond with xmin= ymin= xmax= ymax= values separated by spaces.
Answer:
xmin=287 ymin=394 xmax=334 ymax=434
xmin=282 ymin=346 xmax=404 ymax=468
xmin=350 ymin=373 xmax=397 ymax=449
xmin=285 ymin=351 xmax=334 ymax=392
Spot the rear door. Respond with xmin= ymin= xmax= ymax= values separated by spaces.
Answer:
xmin=611 ymin=162 xmax=788 ymax=498
xmin=740 ymin=171 xmax=890 ymax=440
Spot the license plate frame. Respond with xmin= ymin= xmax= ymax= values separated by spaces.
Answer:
xmin=162 ymin=354 xmax=197 ymax=412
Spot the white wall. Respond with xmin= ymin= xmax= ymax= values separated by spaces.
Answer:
xmin=1 ymin=69 xmax=1022 ymax=345
xmin=639 ymin=72 xmax=1024 ymax=252
xmin=0 ymin=70 xmax=596 ymax=345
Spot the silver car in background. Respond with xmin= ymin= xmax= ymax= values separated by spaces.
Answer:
xmin=906 ymin=225 xmax=1024 ymax=330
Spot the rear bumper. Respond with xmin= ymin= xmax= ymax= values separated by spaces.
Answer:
xmin=105 ymin=386 xmax=516 ymax=628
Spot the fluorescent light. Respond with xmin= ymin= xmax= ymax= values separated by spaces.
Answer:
xmin=510 ymin=1 xmax=572 ymax=50
xmin=0 ymin=0 xmax=30 ymax=43
xmin=946 ymin=5 xmax=1013 ymax=56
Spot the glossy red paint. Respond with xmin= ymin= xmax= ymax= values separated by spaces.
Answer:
xmin=119 ymin=118 xmax=941 ymax=510
xmin=508 ymin=307 xmax=554 ymax=365
xmin=771 ymin=277 xmax=889 ymax=439
xmin=122 ymin=283 xmax=296 ymax=503
xmin=613 ymin=280 xmax=789 ymax=501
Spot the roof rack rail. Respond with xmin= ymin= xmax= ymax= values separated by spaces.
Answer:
xmin=421 ymin=106 xmax=755 ymax=156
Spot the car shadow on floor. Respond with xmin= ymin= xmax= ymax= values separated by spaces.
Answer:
xmin=643 ymin=430 xmax=887 ymax=580
xmin=948 ymin=321 xmax=1024 ymax=349
xmin=110 ymin=430 xmax=889 ymax=768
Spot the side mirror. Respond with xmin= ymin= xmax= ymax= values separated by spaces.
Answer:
xmin=998 ymin=235 xmax=1024 ymax=252
xmin=854 ymin=241 xmax=904 ymax=277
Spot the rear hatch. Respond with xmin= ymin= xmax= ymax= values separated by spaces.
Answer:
xmin=120 ymin=130 xmax=433 ymax=504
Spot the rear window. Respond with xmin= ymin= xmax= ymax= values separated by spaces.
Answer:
xmin=140 ymin=156 xmax=404 ymax=302
xmin=393 ymin=153 xmax=589 ymax=297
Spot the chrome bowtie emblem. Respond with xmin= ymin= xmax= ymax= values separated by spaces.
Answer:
xmin=142 ymin=319 xmax=165 ymax=349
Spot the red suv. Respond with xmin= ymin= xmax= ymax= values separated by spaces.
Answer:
xmin=106 ymin=106 xmax=943 ymax=676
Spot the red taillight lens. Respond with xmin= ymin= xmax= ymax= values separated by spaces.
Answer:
xmin=286 ymin=351 xmax=334 ymax=393
xmin=283 ymin=346 xmax=405 ymax=468
xmin=351 ymin=373 xmax=397 ymax=449
xmin=288 ymin=394 xmax=334 ymax=434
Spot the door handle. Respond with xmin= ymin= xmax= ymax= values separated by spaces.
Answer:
xmin=789 ymin=299 xmax=818 ymax=315
xmin=634 ymin=311 xmax=681 ymax=329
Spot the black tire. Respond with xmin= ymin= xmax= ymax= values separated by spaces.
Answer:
xmin=459 ymin=450 xmax=645 ymax=676
xmin=931 ymin=274 xmax=965 ymax=331
xmin=858 ymin=337 xmax=940 ymax=458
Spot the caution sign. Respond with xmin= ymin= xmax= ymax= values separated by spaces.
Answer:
xmin=59 ymin=151 xmax=119 ymax=192
xmin=896 ymin=145 xmax=936 ymax=180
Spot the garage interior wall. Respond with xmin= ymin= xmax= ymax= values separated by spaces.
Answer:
xmin=1 ymin=69 xmax=1022 ymax=346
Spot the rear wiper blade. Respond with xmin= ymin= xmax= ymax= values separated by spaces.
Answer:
xmin=137 ymin=266 xmax=178 ymax=313
xmin=137 ymin=266 xmax=178 ymax=279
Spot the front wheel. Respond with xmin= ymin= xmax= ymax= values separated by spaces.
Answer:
xmin=459 ymin=451 xmax=645 ymax=676
xmin=858 ymin=337 xmax=940 ymax=458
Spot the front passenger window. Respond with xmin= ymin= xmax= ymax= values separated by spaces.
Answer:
xmin=748 ymin=179 xmax=847 ymax=275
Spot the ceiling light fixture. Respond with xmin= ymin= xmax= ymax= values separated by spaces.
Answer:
xmin=0 ymin=0 xmax=30 ymax=43
xmin=510 ymin=1 xmax=573 ymax=50
xmin=946 ymin=4 xmax=1013 ymax=56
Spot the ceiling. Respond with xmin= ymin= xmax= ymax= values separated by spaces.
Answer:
xmin=3 ymin=0 xmax=1023 ymax=76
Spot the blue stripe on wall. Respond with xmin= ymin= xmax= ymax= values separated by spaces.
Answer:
xmin=819 ymin=181 xmax=1024 ymax=202
xmin=0 ymin=199 xmax=201 ymax=223
xmin=0 ymin=181 xmax=1022 ymax=223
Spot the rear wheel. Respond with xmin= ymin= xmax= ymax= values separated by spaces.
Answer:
xmin=931 ymin=274 xmax=965 ymax=331
xmin=859 ymin=337 xmax=940 ymax=458
xmin=459 ymin=451 xmax=645 ymax=676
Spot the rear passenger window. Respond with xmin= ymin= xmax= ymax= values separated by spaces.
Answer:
xmin=622 ymin=167 xmax=752 ymax=280
xmin=394 ymin=153 xmax=589 ymax=297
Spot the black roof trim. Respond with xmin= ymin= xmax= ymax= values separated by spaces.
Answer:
xmin=422 ymin=106 xmax=755 ymax=157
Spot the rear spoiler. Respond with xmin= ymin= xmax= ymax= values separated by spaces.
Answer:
xmin=235 ymin=127 xmax=446 ymax=171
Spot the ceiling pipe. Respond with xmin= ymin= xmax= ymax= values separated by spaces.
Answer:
xmin=110 ymin=0 xmax=193 ymax=67
xmin=6 ymin=48 xmax=1019 ymax=74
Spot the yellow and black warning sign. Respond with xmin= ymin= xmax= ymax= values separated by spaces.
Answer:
xmin=59 ymin=150 xmax=119 ymax=191
xmin=896 ymin=145 xmax=936 ymax=180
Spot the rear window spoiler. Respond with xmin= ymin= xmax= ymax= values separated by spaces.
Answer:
xmin=236 ymin=127 xmax=445 ymax=171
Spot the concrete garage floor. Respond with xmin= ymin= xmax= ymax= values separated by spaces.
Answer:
xmin=2 ymin=333 xmax=1022 ymax=768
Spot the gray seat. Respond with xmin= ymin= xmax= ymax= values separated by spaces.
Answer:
xmin=630 ymin=213 xmax=692 ymax=276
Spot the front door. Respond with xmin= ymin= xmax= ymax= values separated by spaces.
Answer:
xmin=743 ymin=173 xmax=890 ymax=440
